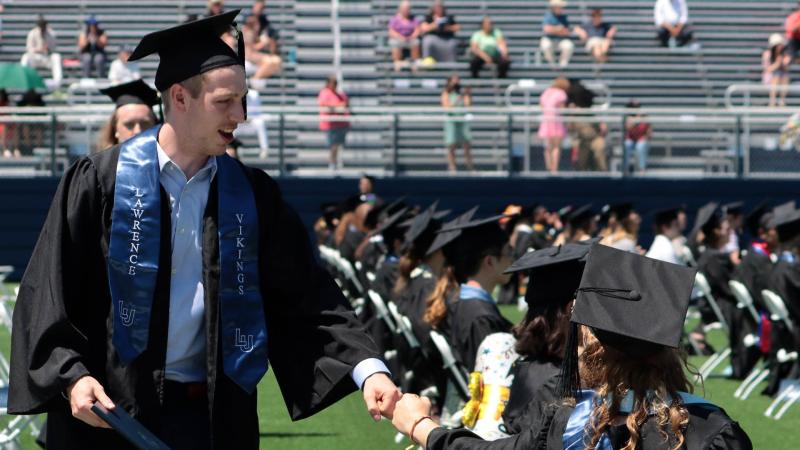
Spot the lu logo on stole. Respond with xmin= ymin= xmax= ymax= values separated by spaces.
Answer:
xmin=119 ymin=301 xmax=136 ymax=327
xmin=235 ymin=328 xmax=255 ymax=353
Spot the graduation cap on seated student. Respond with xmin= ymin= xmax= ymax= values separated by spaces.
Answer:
xmin=652 ymin=205 xmax=684 ymax=229
xmin=688 ymin=202 xmax=721 ymax=241
xmin=128 ymin=10 xmax=248 ymax=118
xmin=767 ymin=201 xmax=797 ymax=229
xmin=399 ymin=200 xmax=451 ymax=254
xmin=722 ymin=201 xmax=745 ymax=217
xmin=504 ymin=239 xmax=596 ymax=312
xmin=744 ymin=201 xmax=769 ymax=236
xmin=773 ymin=208 xmax=800 ymax=244
xmin=425 ymin=206 xmax=480 ymax=256
xmin=558 ymin=244 xmax=697 ymax=398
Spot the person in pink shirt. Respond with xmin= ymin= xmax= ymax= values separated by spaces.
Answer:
xmin=389 ymin=1 xmax=421 ymax=71
xmin=538 ymin=77 xmax=570 ymax=173
xmin=784 ymin=5 xmax=800 ymax=68
xmin=318 ymin=75 xmax=351 ymax=170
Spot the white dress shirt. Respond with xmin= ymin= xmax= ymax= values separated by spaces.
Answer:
xmin=645 ymin=234 xmax=682 ymax=265
xmin=654 ymin=0 xmax=688 ymax=27
xmin=156 ymin=144 xmax=388 ymax=386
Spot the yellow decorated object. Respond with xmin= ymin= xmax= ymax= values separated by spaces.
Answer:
xmin=461 ymin=372 xmax=511 ymax=428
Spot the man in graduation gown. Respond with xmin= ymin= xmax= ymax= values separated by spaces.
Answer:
xmin=8 ymin=11 xmax=400 ymax=450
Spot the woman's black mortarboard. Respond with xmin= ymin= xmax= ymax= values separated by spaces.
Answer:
xmin=373 ymin=207 xmax=411 ymax=239
xmin=425 ymin=206 xmax=480 ymax=256
xmin=774 ymin=209 xmax=800 ymax=243
xmin=100 ymin=79 xmax=163 ymax=122
xmin=652 ymin=206 xmax=682 ymax=228
xmin=558 ymin=244 xmax=697 ymax=398
xmin=128 ymin=10 xmax=247 ymax=117
xmin=505 ymin=240 xmax=595 ymax=310
xmin=722 ymin=201 xmax=744 ymax=216
xmin=768 ymin=201 xmax=797 ymax=229
xmin=688 ymin=202 xmax=721 ymax=240
xmin=744 ymin=201 xmax=769 ymax=235
xmin=566 ymin=204 xmax=594 ymax=228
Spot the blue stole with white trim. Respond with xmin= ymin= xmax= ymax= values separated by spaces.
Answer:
xmin=459 ymin=284 xmax=495 ymax=304
xmin=563 ymin=389 xmax=718 ymax=449
xmin=108 ymin=125 xmax=268 ymax=393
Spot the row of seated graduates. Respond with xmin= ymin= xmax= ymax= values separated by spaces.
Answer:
xmin=688 ymin=200 xmax=800 ymax=398
xmin=313 ymin=194 xmax=669 ymax=433
xmin=315 ymin=193 xmax=759 ymax=448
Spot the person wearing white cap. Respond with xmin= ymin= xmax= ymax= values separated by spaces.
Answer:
xmin=540 ymin=0 xmax=574 ymax=68
xmin=763 ymin=33 xmax=790 ymax=107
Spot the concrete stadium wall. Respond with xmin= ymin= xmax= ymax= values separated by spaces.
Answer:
xmin=1 ymin=176 xmax=798 ymax=280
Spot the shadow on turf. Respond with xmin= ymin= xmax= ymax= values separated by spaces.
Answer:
xmin=260 ymin=432 xmax=337 ymax=439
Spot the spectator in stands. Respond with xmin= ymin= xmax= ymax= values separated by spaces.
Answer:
xmin=242 ymin=13 xmax=282 ymax=80
xmin=108 ymin=45 xmax=141 ymax=85
xmin=574 ymin=8 xmax=617 ymax=64
xmin=318 ymin=75 xmax=351 ymax=171
xmin=78 ymin=15 xmax=108 ymax=79
xmin=441 ymin=74 xmax=474 ymax=172
xmin=389 ymin=1 xmax=422 ymax=72
xmin=0 ymin=89 xmax=17 ymax=159
xmin=16 ymin=89 xmax=45 ymax=155
xmin=784 ymin=3 xmax=800 ymax=67
xmin=251 ymin=0 xmax=279 ymax=55
xmin=538 ymin=77 xmax=569 ymax=173
xmin=540 ymin=0 xmax=574 ymax=68
xmin=763 ymin=33 xmax=790 ymax=107
xmin=568 ymin=80 xmax=607 ymax=172
xmin=20 ymin=15 xmax=63 ymax=87
xmin=469 ymin=16 xmax=510 ymax=78
xmin=654 ymin=0 xmax=693 ymax=48
xmin=207 ymin=0 xmax=225 ymax=17
xmin=419 ymin=1 xmax=460 ymax=64
xmin=623 ymin=99 xmax=651 ymax=172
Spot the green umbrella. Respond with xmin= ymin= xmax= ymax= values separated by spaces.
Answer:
xmin=0 ymin=62 xmax=46 ymax=90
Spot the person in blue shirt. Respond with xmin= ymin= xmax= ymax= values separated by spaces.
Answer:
xmin=540 ymin=0 xmax=574 ymax=68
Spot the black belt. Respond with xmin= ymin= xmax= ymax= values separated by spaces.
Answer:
xmin=163 ymin=380 xmax=208 ymax=405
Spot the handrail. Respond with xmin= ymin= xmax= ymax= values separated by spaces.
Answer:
xmin=725 ymin=83 xmax=800 ymax=109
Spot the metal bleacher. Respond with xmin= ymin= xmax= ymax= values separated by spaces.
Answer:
xmin=0 ymin=0 xmax=796 ymax=175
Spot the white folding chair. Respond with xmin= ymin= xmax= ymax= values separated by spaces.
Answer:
xmin=367 ymin=290 xmax=397 ymax=335
xmin=386 ymin=302 xmax=420 ymax=350
xmin=429 ymin=330 xmax=469 ymax=400
xmin=728 ymin=280 xmax=768 ymax=399
xmin=693 ymin=273 xmax=732 ymax=382
xmin=761 ymin=290 xmax=800 ymax=420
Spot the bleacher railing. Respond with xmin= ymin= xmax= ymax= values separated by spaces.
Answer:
xmin=0 ymin=105 xmax=798 ymax=178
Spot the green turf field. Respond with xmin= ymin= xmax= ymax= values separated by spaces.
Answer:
xmin=1 ymin=299 xmax=798 ymax=449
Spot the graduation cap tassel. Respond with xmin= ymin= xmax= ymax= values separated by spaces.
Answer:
xmin=234 ymin=21 xmax=248 ymax=121
xmin=558 ymin=321 xmax=581 ymax=400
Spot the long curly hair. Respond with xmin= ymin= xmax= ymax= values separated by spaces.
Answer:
xmin=579 ymin=327 xmax=691 ymax=450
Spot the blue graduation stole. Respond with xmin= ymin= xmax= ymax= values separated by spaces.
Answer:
xmin=107 ymin=125 xmax=268 ymax=393
xmin=563 ymin=389 xmax=717 ymax=449
xmin=459 ymin=284 xmax=495 ymax=304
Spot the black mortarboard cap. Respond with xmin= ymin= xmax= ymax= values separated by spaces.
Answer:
xmin=558 ymin=244 xmax=697 ymax=397
xmin=425 ymin=206 xmax=479 ymax=256
xmin=652 ymin=206 xmax=682 ymax=227
xmin=566 ymin=204 xmax=594 ymax=227
xmin=722 ymin=201 xmax=744 ymax=216
xmin=772 ymin=201 xmax=796 ymax=224
xmin=373 ymin=206 xmax=410 ymax=238
xmin=339 ymin=195 xmax=365 ymax=214
xmin=688 ymin=202 xmax=721 ymax=240
xmin=129 ymin=10 xmax=245 ymax=92
xmin=505 ymin=240 xmax=596 ymax=309
xmin=100 ymin=79 xmax=160 ymax=108
xmin=774 ymin=209 xmax=800 ymax=243
xmin=364 ymin=200 xmax=388 ymax=230
xmin=744 ymin=201 xmax=769 ymax=235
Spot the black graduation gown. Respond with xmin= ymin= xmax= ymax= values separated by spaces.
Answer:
xmin=447 ymin=298 xmax=513 ymax=373
xmin=763 ymin=260 xmax=800 ymax=395
xmin=339 ymin=226 xmax=366 ymax=263
xmin=372 ymin=255 xmax=399 ymax=304
xmin=427 ymin=402 xmax=752 ymax=450
xmin=730 ymin=248 xmax=772 ymax=376
xmin=8 ymin=147 xmax=379 ymax=450
xmin=501 ymin=358 xmax=561 ymax=435
xmin=697 ymin=250 xmax=750 ymax=377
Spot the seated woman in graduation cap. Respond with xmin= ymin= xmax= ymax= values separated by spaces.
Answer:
xmin=500 ymin=240 xmax=593 ymax=435
xmin=96 ymin=79 xmax=160 ymax=150
xmin=424 ymin=212 xmax=514 ymax=373
xmin=391 ymin=244 xmax=752 ymax=450
xmin=599 ymin=203 xmax=641 ymax=253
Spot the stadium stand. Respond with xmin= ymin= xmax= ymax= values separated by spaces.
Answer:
xmin=0 ymin=1 xmax=797 ymax=175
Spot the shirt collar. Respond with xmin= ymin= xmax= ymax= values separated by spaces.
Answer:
xmin=156 ymin=141 xmax=218 ymax=181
